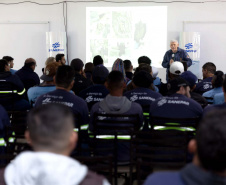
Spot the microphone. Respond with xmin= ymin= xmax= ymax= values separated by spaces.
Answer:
xmin=172 ymin=54 xmax=175 ymax=61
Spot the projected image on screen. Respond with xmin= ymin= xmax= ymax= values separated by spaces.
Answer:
xmin=86 ymin=7 xmax=167 ymax=68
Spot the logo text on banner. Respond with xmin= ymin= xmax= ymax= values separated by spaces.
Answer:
xmin=185 ymin=43 xmax=197 ymax=53
xmin=49 ymin=42 xmax=64 ymax=52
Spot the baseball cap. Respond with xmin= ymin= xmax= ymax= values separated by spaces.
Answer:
xmin=40 ymin=62 xmax=60 ymax=82
xmin=167 ymin=77 xmax=189 ymax=93
xmin=92 ymin=65 xmax=109 ymax=84
xmin=170 ymin=61 xmax=184 ymax=75
xmin=180 ymin=71 xmax=197 ymax=88
xmin=133 ymin=71 xmax=153 ymax=88
xmin=70 ymin=58 xmax=84 ymax=72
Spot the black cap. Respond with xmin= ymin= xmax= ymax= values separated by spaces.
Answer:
xmin=167 ymin=77 xmax=189 ymax=93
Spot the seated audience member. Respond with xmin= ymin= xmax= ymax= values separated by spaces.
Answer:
xmin=112 ymin=58 xmax=130 ymax=84
xmin=84 ymin=62 xmax=94 ymax=81
xmin=79 ymin=65 xmax=109 ymax=111
xmin=27 ymin=62 xmax=60 ymax=106
xmin=138 ymin=56 xmax=151 ymax=65
xmin=45 ymin=57 xmax=56 ymax=66
xmin=204 ymin=75 xmax=226 ymax=113
xmin=42 ymin=57 xmax=56 ymax=73
xmin=0 ymin=105 xmax=10 ymax=154
xmin=70 ymin=58 xmax=93 ymax=95
xmin=35 ymin=65 xmax=89 ymax=127
xmin=4 ymin=104 xmax=109 ymax=185
xmin=55 ymin=53 xmax=66 ymax=65
xmin=181 ymin=71 xmax=208 ymax=108
xmin=124 ymin=71 xmax=162 ymax=112
xmin=15 ymin=58 xmax=40 ymax=95
xmin=2 ymin=56 xmax=16 ymax=74
xmin=144 ymin=109 xmax=226 ymax=185
xmin=127 ymin=63 xmax=158 ymax=92
xmin=194 ymin=62 xmax=216 ymax=95
xmin=202 ymin=70 xmax=224 ymax=103
xmin=89 ymin=71 xmax=143 ymax=161
xmin=150 ymin=77 xmax=203 ymax=119
xmin=93 ymin=55 xmax=104 ymax=66
xmin=159 ymin=61 xmax=184 ymax=96
xmin=123 ymin=59 xmax=133 ymax=80
xmin=0 ymin=59 xmax=30 ymax=111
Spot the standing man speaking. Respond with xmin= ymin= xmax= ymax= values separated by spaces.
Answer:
xmin=162 ymin=40 xmax=192 ymax=81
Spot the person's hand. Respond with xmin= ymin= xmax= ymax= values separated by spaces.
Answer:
xmin=170 ymin=59 xmax=174 ymax=65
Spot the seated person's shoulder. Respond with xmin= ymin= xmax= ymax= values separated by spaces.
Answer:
xmin=144 ymin=172 xmax=184 ymax=185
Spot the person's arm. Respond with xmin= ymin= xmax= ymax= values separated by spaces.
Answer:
xmin=12 ymin=75 xmax=26 ymax=96
xmin=182 ymin=50 xmax=192 ymax=67
xmin=162 ymin=52 xmax=170 ymax=68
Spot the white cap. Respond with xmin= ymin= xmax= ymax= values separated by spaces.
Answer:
xmin=169 ymin=61 xmax=184 ymax=75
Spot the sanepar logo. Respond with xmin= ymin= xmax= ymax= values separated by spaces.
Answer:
xmin=49 ymin=42 xmax=64 ymax=52
xmin=52 ymin=42 xmax=60 ymax=49
xmin=185 ymin=43 xmax=197 ymax=53
xmin=185 ymin=43 xmax=193 ymax=49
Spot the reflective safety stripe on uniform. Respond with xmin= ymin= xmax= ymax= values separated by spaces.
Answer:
xmin=89 ymin=135 xmax=131 ymax=140
xmin=154 ymin=123 xmax=196 ymax=131
xmin=73 ymin=124 xmax=89 ymax=132
xmin=0 ymin=138 xmax=6 ymax=147
xmin=0 ymin=88 xmax=26 ymax=95
xmin=17 ymin=88 xmax=26 ymax=95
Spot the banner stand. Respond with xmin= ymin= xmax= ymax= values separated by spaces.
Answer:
xmin=46 ymin=32 xmax=67 ymax=64
xmin=180 ymin=32 xmax=201 ymax=79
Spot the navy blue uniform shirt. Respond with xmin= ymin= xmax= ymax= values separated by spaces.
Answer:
xmin=0 ymin=72 xmax=25 ymax=104
xmin=15 ymin=66 xmax=40 ymax=90
xmin=0 ymin=105 xmax=10 ymax=138
xmin=194 ymin=77 xmax=213 ymax=95
xmin=162 ymin=47 xmax=192 ymax=69
xmin=35 ymin=89 xmax=89 ymax=126
xmin=79 ymin=84 xmax=109 ymax=111
xmin=150 ymin=93 xmax=203 ymax=118
xmin=124 ymin=87 xmax=162 ymax=110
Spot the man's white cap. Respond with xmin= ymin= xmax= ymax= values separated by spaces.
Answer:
xmin=169 ymin=61 xmax=184 ymax=75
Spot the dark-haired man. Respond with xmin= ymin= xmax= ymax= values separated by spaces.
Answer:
xmin=138 ymin=56 xmax=151 ymax=65
xmin=35 ymin=65 xmax=89 ymax=127
xmin=150 ymin=77 xmax=202 ymax=119
xmin=194 ymin=62 xmax=216 ymax=95
xmin=89 ymin=71 xmax=143 ymax=161
xmin=79 ymin=65 xmax=109 ymax=111
xmin=93 ymin=55 xmax=104 ymax=66
xmin=70 ymin=58 xmax=92 ymax=95
xmin=124 ymin=71 xmax=162 ymax=112
xmin=55 ymin=53 xmax=66 ymax=65
xmin=15 ymin=58 xmax=40 ymax=95
xmin=2 ymin=56 xmax=16 ymax=74
xmin=123 ymin=59 xmax=133 ymax=80
xmin=144 ymin=109 xmax=226 ymax=185
xmin=4 ymin=104 xmax=109 ymax=185
xmin=0 ymin=59 xmax=30 ymax=110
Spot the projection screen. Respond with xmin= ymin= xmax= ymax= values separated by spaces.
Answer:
xmin=86 ymin=6 xmax=167 ymax=68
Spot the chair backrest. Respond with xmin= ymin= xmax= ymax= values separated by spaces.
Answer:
xmin=72 ymin=156 xmax=113 ymax=184
xmin=149 ymin=116 xmax=200 ymax=131
xmin=91 ymin=112 xmax=140 ymax=185
xmin=131 ymin=130 xmax=193 ymax=185
xmin=93 ymin=112 xmax=140 ymax=132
